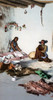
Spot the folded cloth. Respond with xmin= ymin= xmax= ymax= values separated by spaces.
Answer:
xmin=35 ymin=70 xmax=51 ymax=79
xmin=13 ymin=51 xmax=23 ymax=57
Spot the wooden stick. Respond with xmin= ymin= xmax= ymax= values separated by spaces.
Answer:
xmin=0 ymin=0 xmax=28 ymax=8
xmin=34 ymin=0 xmax=53 ymax=3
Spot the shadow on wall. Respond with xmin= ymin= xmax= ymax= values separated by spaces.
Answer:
xmin=0 ymin=6 xmax=14 ymax=53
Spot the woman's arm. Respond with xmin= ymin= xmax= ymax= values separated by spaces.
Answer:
xmin=41 ymin=45 xmax=47 ymax=53
xmin=16 ymin=43 xmax=22 ymax=52
xmin=10 ymin=41 xmax=16 ymax=51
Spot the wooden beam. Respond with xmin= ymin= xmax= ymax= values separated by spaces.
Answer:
xmin=0 ymin=0 xmax=52 ymax=8
xmin=0 ymin=0 xmax=28 ymax=8
xmin=0 ymin=1 xmax=17 ymax=7
xmin=10 ymin=0 xmax=30 ymax=5
xmin=7 ymin=0 xmax=28 ymax=6
xmin=34 ymin=0 xmax=53 ymax=3
xmin=0 ymin=3 xmax=16 ymax=8
xmin=20 ymin=0 xmax=45 ymax=7
xmin=17 ymin=0 xmax=32 ymax=5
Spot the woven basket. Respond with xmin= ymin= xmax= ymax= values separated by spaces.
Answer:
xmin=29 ymin=51 xmax=35 ymax=59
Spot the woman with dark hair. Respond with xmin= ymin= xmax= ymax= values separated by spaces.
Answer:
xmin=35 ymin=40 xmax=52 ymax=62
xmin=10 ymin=37 xmax=22 ymax=52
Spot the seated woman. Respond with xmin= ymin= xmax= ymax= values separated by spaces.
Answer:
xmin=35 ymin=40 xmax=52 ymax=62
xmin=9 ymin=37 xmax=22 ymax=52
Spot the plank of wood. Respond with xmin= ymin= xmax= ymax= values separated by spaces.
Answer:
xmin=20 ymin=0 xmax=45 ymax=7
xmin=0 ymin=0 xmax=28 ymax=8
xmin=0 ymin=0 xmax=45 ymax=7
xmin=34 ymin=0 xmax=53 ymax=3
xmin=0 ymin=0 xmax=53 ymax=8
xmin=9 ymin=0 xmax=29 ymax=5
xmin=7 ymin=0 xmax=28 ymax=7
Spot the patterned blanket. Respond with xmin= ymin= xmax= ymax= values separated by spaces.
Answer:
xmin=0 ymin=51 xmax=28 ymax=64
